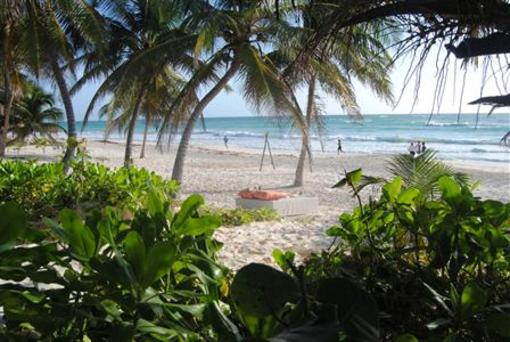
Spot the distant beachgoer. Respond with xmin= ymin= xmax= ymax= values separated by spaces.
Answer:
xmin=409 ymin=142 xmax=416 ymax=156
xmin=337 ymin=139 xmax=343 ymax=154
xmin=224 ymin=135 xmax=229 ymax=149
xmin=421 ymin=141 xmax=427 ymax=153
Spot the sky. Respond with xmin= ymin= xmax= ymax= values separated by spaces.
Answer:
xmin=69 ymin=47 xmax=509 ymax=121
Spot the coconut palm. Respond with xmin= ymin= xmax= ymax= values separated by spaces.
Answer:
xmin=271 ymin=1 xmax=394 ymax=186
xmin=77 ymin=0 xmax=202 ymax=168
xmin=5 ymin=82 xmax=63 ymax=146
xmin=20 ymin=0 xmax=105 ymax=169
xmin=0 ymin=1 xmax=26 ymax=156
xmin=160 ymin=0 xmax=304 ymax=183
xmin=97 ymin=67 xmax=189 ymax=161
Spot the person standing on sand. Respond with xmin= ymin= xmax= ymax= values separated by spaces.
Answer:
xmin=409 ymin=142 xmax=416 ymax=156
xmin=421 ymin=141 xmax=427 ymax=153
xmin=224 ymin=135 xmax=229 ymax=149
xmin=337 ymin=138 xmax=343 ymax=154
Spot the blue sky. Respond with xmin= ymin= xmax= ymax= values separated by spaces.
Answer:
xmin=69 ymin=49 xmax=507 ymax=121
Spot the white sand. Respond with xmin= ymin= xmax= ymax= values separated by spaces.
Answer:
xmin=7 ymin=140 xmax=510 ymax=269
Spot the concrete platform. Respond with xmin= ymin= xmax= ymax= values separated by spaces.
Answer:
xmin=235 ymin=197 xmax=319 ymax=217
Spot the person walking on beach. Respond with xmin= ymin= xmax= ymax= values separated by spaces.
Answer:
xmin=224 ymin=135 xmax=229 ymax=149
xmin=408 ymin=142 xmax=416 ymax=156
xmin=337 ymin=139 xmax=343 ymax=154
xmin=421 ymin=141 xmax=427 ymax=153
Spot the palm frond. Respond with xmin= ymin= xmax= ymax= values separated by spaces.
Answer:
xmin=387 ymin=149 xmax=470 ymax=197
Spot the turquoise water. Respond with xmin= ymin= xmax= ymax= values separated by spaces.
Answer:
xmin=76 ymin=114 xmax=510 ymax=163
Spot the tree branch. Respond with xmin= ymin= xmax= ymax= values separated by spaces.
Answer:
xmin=469 ymin=94 xmax=510 ymax=107
xmin=446 ymin=33 xmax=510 ymax=58
xmin=334 ymin=0 xmax=510 ymax=31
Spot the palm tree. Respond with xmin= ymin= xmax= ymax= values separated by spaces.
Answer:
xmin=0 ymin=1 xmax=26 ymax=156
xmin=272 ymin=1 xmax=394 ymax=186
xmin=7 ymin=82 xmax=63 ymax=146
xmin=20 ymin=0 xmax=105 ymax=170
xmin=160 ymin=0 xmax=304 ymax=183
xmin=77 ymin=0 xmax=199 ymax=168
xmin=97 ymin=67 xmax=188 ymax=161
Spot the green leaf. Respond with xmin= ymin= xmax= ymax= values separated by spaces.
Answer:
xmin=487 ymin=312 xmax=510 ymax=338
xmin=438 ymin=176 xmax=461 ymax=201
xmin=460 ymin=282 xmax=487 ymax=318
xmin=172 ymin=194 xmax=204 ymax=230
xmin=163 ymin=303 xmax=207 ymax=317
xmin=396 ymin=334 xmax=419 ymax=342
xmin=316 ymin=278 xmax=379 ymax=341
xmin=205 ymin=301 xmax=242 ymax=341
xmin=136 ymin=319 xmax=179 ymax=339
xmin=0 ymin=202 xmax=28 ymax=248
xmin=178 ymin=215 xmax=221 ymax=236
xmin=326 ymin=226 xmax=342 ymax=236
xmin=142 ymin=241 xmax=176 ymax=288
xmin=332 ymin=177 xmax=348 ymax=188
xmin=347 ymin=168 xmax=363 ymax=187
xmin=59 ymin=209 xmax=96 ymax=260
xmin=123 ymin=231 xmax=146 ymax=280
xmin=19 ymin=291 xmax=45 ymax=304
xmin=397 ymin=188 xmax=420 ymax=205
xmin=383 ymin=177 xmax=402 ymax=201
xmin=101 ymin=299 xmax=123 ymax=319
xmin=272 ymin=249 xmax=295 ymax=272
xmin=146 ymin=189 xmax=165 ymax=217
xmin=231 ymin=263 xmax=299 ymax=317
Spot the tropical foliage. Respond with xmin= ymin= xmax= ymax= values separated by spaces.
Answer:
xmin=161 ymin=0 xmax=305 ymax=183
xmin=77 ymin=0 xmax=197 ymax=167
xmin=1 ymin=0 xmax=397 ymax=184
xmin=18 ymin=0 xmax=105 ymax=169
xmin=0 ymin=162 xmax=508 ymax=340
xmin=305 ymin=169 xmax=510 ymax=340
xmin=1 ymin=2 xmax=509 ymax=341
xmin=271 ymin=1 xmax=394 ymax=186
xmin=2 ymin=82 xmax=63 ymax=146
xmin=200 ymin=206 xmax=280 ymax=227
xmin=387 ymin=149 xmax=471 ymax=197
xmin=0 ymin=159 xmax=179 ymax=223
xmin=0 ymin=192 xmax=234 ymax=341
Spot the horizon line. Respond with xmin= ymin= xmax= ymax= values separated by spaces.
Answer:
xmin=71 ymin=112 xmax=510 ymax=122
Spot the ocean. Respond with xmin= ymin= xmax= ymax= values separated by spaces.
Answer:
xmin=76 ymin=114 xmax=510 ymax=164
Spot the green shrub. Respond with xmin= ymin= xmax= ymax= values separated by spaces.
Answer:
xmin=306 ymin=169 xmax=510 ymax=341
xmin=0 ymin=160 xmax=179 ymax=222
xmin=200 ymin=206 xmax=280 ymax=227
xmin=0 ymin=192 xmax=238 ymax=341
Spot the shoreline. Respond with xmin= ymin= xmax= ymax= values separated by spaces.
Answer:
xmin=83 ymin=137 xmax=510 ymax=174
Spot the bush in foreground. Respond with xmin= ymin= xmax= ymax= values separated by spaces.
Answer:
xmin=0 ymin=192 xmax=236 ymax=340
xmin=0 ymin=159 xmax=179 ymax=223
xmin=1 ymin=162 xmax=508 ymax=341
xmin=303 ymin=170 xmax=510 ymax=340
xmin=201 ymin=206 xmax=280 ymax=227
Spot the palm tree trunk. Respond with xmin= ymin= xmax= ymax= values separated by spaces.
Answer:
xmin=171 ymin=59 xmax=241 ymax=183
xmin=140 ymin=115 xmax=150 ymax=159
xmin=52 ymin=60 xmax=76 ymax=171
xmin=0 ymin=69 xmax=14 ymax=157
xmin=124 ymin=90 xmax=145 ymax=167
xmin=294 ymin=76 xmax=316 ymax=187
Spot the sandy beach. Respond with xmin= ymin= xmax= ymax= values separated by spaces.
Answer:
xmin=8 ymin=140 xmax=510 ymax=269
